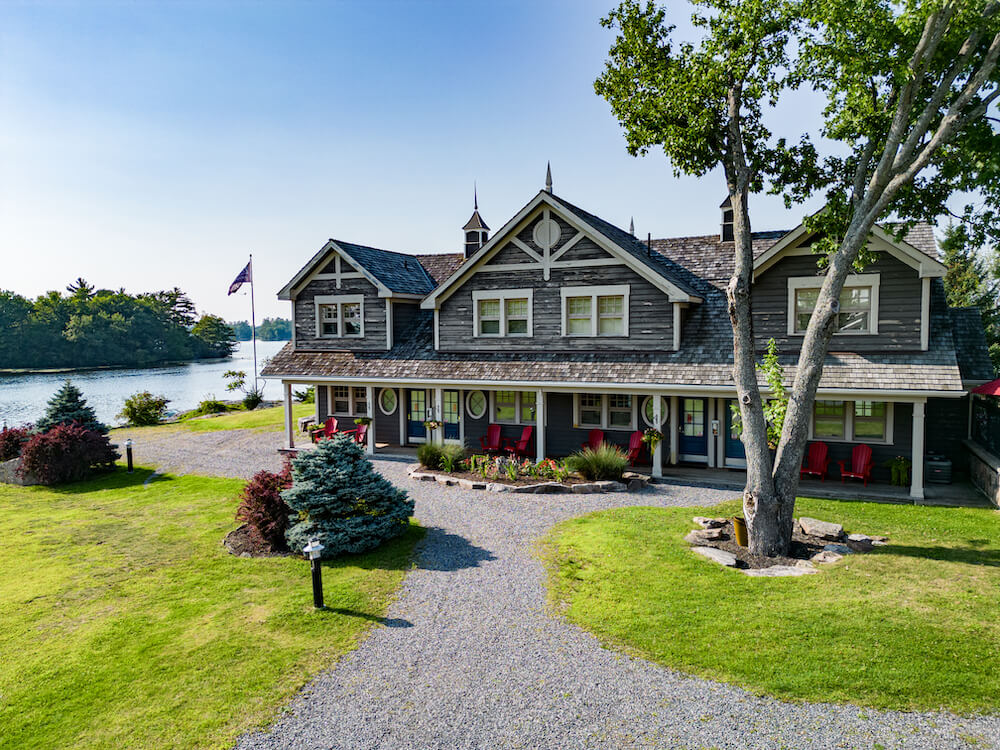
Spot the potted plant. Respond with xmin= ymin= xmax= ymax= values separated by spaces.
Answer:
xmin=884 ymin=455 xmax=912 ymax=487
xmin=641 ymin=428 xmax=663 ymax=452
xmin=354 ymin=416 xmax=372 ymax=426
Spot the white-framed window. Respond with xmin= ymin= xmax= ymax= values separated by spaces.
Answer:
xmin=560 ymin=285 xmax=630 ymax=337
xmin=490 ymin=391 xmax=536 ymax=425
xmin=327 ymin=385 xmax=369 ymax=417
xmin=641 ymin=396 xmax=669 ymax=428
xmin=332 ymin=385 xmax=350 ymax=414
xmin=809 ymin=399 xmax=893 ymax=443
xmin=378 ymin=388 xmax=398 ymax=415
xmin=315 ymin=294 xmax=365 ymax=338
xmin=352 ymin=386 xmax=368 ymax=416
xmin=472 ymin=289 xmax=533 ymax=338
xmin=573 ymin=393 xmax=637 ymax=431
xmin=466 ymin=390 xmax=487 ymax=420
xmin=788 ymin=274 xmax=880 ymax=335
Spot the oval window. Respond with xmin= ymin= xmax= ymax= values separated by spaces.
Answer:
xmin=642 ymin=396 xmax=669 ymax=427
xmin=378 ymin=388 xmax=398 ymax=415
xmin=466 ymin=390 xmax=487 ymax=420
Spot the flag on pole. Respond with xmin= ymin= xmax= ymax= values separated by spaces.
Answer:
xmin=228 ymin=262 xmax=252 ymax=295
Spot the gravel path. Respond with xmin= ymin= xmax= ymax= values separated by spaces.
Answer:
xmin=122 ymin=428 xmax=1000 ymax=749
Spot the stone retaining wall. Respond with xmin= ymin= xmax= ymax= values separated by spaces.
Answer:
xmin=966 ymin=439 xmax=1000 ymax=508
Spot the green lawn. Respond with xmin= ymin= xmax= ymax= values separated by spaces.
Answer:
xmin=544 ymin=498 xmax=1000 ymax=713
xmin=178 ymin=403 xmax=314 ymax=432
xmin=0 ymin=467 xmax=421 ymax=750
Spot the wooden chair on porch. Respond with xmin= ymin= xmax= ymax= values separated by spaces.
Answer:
xmin=504 ymin=426 xmax=534 ymax=459
xmin=341 ymin=423 xmax=369 ymax=447
xmin=311 ymin=417 xmax=339 ymax=443
xmin=480 ymin=424 xmax=503 ymax=454
xmin=581 ymin=429 xmax=605 ymax=451
xmin=626 ymin=430 xmax=644 ymax=466
xmin=837 ymin=444 xmax=873 ymax=486
xmin=800 ymin=441 xmax=830 ymax=481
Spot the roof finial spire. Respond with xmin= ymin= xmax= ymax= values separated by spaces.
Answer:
xmin=545 ymin=161 xmax=553 ymax=194
xmin=629 ymin=216 xmax=635 ymax=236
xmin=474 ymin=181 xmax=478 ymax=210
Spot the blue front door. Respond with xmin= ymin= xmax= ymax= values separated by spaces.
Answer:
xmin=407 ymin=390 xmax=427 ymax=442
xmin=442 ymin=390 xmax=461 ymax=441
xmin=724 ymin=399 xmax=746 ymax=465
xmin=679 ymin=398 xmax=708 ymax=460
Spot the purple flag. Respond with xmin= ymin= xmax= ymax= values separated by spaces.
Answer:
xmin=228 ymin=261 xmax=252 ymax=295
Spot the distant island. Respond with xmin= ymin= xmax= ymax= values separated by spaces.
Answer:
xmin=229 ymin=317 xmax=292 ymax=341
xmin=0 ymin=279 xmax=237 ymax=371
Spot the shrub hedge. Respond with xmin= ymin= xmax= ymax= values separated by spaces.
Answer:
xmin=18 ymin=423 xmax=119 ymax=484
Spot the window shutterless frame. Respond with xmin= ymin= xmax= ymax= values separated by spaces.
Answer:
xmin=560 ymin=285 xmax=630 ymax=337
xmin=787 ymin=274 xmax=880 ymax=336
xmin=471 ymin=289 xmax=533 ymax=338
xmin=314 ymin=294 xmax=366 ymax=338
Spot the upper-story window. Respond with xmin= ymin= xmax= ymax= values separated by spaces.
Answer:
xmin=315 ymin=295 xmax=364 ymax=338
xmin=788 ymin=274 xmax=880 ymax=335
xmin=472 ymin=289 xmax=533 ymax=338
xmin=560 ymin=285 xmax=630 ymax=337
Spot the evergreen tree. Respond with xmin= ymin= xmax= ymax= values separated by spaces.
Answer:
xmin=36 ymin=380 xmax=108 ymax=434
xmin=941 ymin=225 xmax=1000 ymax=372
xmin=192 ymin=314 xmax=238 ymax=357
xmin=282 ymin=434 xmax=414 ymax=557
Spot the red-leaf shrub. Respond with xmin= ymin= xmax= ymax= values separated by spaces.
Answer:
xmin=17 ymin=423 xmax=120 ymax=484
xmin=0 ymin=427 xmax=31 ymax=462
xmin=235 ymin=460 xmax=293 ymax=552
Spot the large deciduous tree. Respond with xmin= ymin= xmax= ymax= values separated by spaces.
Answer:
xmin=597 ymin=0 xmax=1000 ymax=555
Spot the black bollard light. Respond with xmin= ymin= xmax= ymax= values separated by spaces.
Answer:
xmin=303 ymin=538 xmax=325 ymax=608
xmin=125 ymin=438 xmax=134 ymax=473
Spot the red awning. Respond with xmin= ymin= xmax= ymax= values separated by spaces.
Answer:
xmin=972 ymin=378 xmax=1000 ymax=395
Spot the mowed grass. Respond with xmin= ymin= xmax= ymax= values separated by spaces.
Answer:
xmin=544 ymin=497 xmax=1000 ymax=713
xmin=0 ymin=468 xmax=422 ymax=750
xmin=111 ymin=403 xmax=314 ymax=437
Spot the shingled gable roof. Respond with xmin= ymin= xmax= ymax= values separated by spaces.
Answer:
xmin=277 ymin=239 xmax=439 ymax=300
xmin=420 ymin=190 xmax=703 ymax=309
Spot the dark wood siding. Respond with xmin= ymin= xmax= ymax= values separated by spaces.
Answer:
xmin=293 ymin=276 xmax=386 ymax=351
xmin=752 ymin=252 xmax=922 ymax=352
xmin=485 ymin=242 xmax=537 ymax=265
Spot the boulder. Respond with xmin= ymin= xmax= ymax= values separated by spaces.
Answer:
xmin=846 ymin=532 xmax=871 ymax=543
xmin=810 ymin=550 xmax=844 ymax=564
xmin=435 ymin=475 xmax=457 ymax=486
xmin=743 ymin=564 xmax=818 ymax=577
xmin=486 ymin=483 xmax=511 ymax=493
xmin=457 ymin=479 xmax=487 ymax=490
xmin=798 ymin=517 xmax=844 ymax=541
xmin=684 ymin=528 xmax=724 ymax=545
xmin=627 ymin=478 xmax=646 ymax=492
xmin=692 ymin=516 xmax=726 ymax=529
xmin=571 ymin=483 xmax=599 ymax=494
xmin=823 ymin=543 xmax=853 ymax=555
xmin=691 ymin=546 xmax=738 ymax=567
xmin=595 ymin=480 xmax=627 ymax=492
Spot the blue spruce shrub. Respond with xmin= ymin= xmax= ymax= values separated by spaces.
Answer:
xmin=282 ymin=432 xmax=414 ymax=557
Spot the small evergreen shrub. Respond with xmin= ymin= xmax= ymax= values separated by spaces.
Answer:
xmin=417 ymin=442 xmax=443 ymax=469
xmin=439 ymin=443 xmax=465 ymax=473
xmin=118 ymin=391 xmax=171 ymax=426
xmin=18 ymin=423 xmax=119 ymax=484
xmin=235 ymin=460 xmax=293 ymax=551
xmin=565 ymin=443 xmax=628 ymax=481
xmin=242 ymin=388 xmax=264 ymax=410
xmin=283 ymin=433 xmax=414 ymax=557
xmin=0 ymin=426 xmax=31 ymax=462
xmin=36 ymin=381 xmax=107 ymax=434
xmin=195 ymin=397 xmax=232 ymax=415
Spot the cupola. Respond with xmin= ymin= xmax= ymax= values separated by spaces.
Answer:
xmin=720 ymin=196 xmax=734 ymax=242
xmin=462 ymin=185 xmax=489 ymax=258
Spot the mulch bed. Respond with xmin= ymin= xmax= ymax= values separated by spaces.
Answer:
xmin=700 ymin=520 xmax=873 ymax=569
xmin=223 ymin=524 xmax=295 ymax=558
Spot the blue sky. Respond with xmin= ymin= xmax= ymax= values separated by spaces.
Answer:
xmin=0 ymin=0 xmax=820 ymax=321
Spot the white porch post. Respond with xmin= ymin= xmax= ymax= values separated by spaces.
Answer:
xmin=434 ymin=388 xmax=444 ymax=444
xmin=535 ymin=389 xmax=546 ymax=462
xmin=366 ymin=385 xmax=376 ymax=455
xmin=910 ymin=400 xmax=926 ymax=500
xmin=651 ymin=393 xmax=663 ymax=478
xmin=283 ymin=381 xmax=294 ymax=449
xmin=669 ymin=395 xmax=679 ymax=465
xmin=398 ymin=389 xmax=407 ymax=446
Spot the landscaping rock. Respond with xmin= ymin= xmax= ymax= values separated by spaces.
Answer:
xmin=691 ymin=546 xmax=738 ymax=567
xmin=435 ymin=476 xmax=457 ymax=486
xmin=511 ymin=482 xmax=567 ymax=494
xmin=692 ymin=516 xmax=726 ymax=529
xmin=847 ymin=532 xmax=871 ymax=543
xmin=795 ymin=559 xmax=816 ymax=570
xmin=456 ymin=479 xmax=487 ymax=490
xmin=810 ymin=550 xmax=844 ymax=564
xmin=742 ymin=564 xmax=818 ymax=577
xmin=871 ymin=539 xmax=889 ymax=546
xmin=0 ymin=457 xmax=39 ymax=486
xmin=486 ymin=483 xmax=510 ymax=493
xmin=823 ymin=543 xmax=853 ymax=555
xmin=798 ymin=516 xmax=844 ymax=540
xmin=409 ymin=472 xmax=435 ymax=482
xmin=571 ymin=483 xmax=599 ymax=494
xmin=684 ymin=528 xmax=724 ymax=545
xmin=627 ymin=478 xmax=645 ymax=492
xmin=595 ymin=480 xmax=626 ymax=492
xmin=623 ymin=471 xmax=651 ymax=482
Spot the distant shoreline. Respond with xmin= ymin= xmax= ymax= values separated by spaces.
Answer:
xmin=0 ymin=355 xmax=234 ymax=377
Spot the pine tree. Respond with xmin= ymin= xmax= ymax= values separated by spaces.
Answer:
xmin=282 ymin=433 xmax=414 ymax=557
xmin=36 ymin=380 xmax=107 ymax=434
xmin=941 ymin=225 xmax=1000 ymax=372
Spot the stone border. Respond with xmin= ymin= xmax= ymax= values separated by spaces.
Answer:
xmin=407 ymin=465 xmax=649 ymax=494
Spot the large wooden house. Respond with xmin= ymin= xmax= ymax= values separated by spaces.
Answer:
xmin=262 ymin=173 xmax=994 ymax=499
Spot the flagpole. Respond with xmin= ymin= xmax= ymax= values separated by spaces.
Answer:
xmin=249 ymin=253 xmax=258 ymax=394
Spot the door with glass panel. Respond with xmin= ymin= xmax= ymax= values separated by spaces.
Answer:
xmin=724 ymin=399 xmax=746 ymax=467
xmin=407 ymin=390 xmax=428 ymax=443
xmin=679 ymin=398 xmax=708 ymax=461
xmin=442 ymin=390 xmax=461 ymax=440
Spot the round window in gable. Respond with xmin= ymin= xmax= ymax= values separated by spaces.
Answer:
xmin=378 ymin=388 xmax=398 ymax=415
xmin=466 ymin=390 xmax=487 ymax=420
xmin=641 ymin=396 xmax=669 ymax=427
xmin=532 ymin=218 xmax=561 ymax=249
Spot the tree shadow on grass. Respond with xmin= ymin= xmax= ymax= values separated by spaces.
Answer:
xmin=45 ymin=466 xmax=174 ymax=495
xmin=876 ymin=543 xmax=1000 ymax=567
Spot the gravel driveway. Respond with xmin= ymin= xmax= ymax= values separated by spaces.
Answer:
xmin=122 ymin=428 xmax=1000 ymax=749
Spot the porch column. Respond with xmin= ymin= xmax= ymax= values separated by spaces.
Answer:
xmin=366 ymin=385 xmax=376 ymax=455
xmin=669 ymin=395 xmax=679 ymax=465
xmin=283 ymin=381 xmax=295 ymax=449
xmin=398 ymin=389 xmax=407 ymax=446
xmin=911 ymin=400 xmax=926 ymax=500
xmin=651 ymin=393 xmax=663 ymax=478
xmin=535 ymin=389 xmax=546 ymax=462
xmin=434 ymin=387 xmax=444 ymax=444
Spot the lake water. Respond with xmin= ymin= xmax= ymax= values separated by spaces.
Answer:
xmin=0 ymin=340 xmax=290 ymax=428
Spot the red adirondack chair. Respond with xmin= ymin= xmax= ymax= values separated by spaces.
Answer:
xmin=504 ymin=426 xmax=534 ymax=458
xmin=480 ymin=424 xmax=503 ymax=454
xmin=800 ymin=441 xmax=830 ymax=481
xmin=837 ymin=444 xmax=874 ymax=486
xmin=342 ymin=423 xmax=369 ymax=447
xmin=311 ymin=417 xmax=339 ymax=443
xmin=625 ymin=430 xmax=644 ymax=466
xmin=581 ymin=429 xmax=605 ymax=451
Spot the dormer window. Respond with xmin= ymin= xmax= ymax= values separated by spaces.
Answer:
xmin=315 ymin=295 xmax=365 ymax=338
xmin=472 ymin=289 xmax=533 ymax=338
xmin=788 ymin=274 xmax=880 ymax=336
xmin=560 ymin=285 xmax=630 ymax=337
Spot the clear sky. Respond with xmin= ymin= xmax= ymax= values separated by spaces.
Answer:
xmin=1 ymin=0 xmax=822 ymax=322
